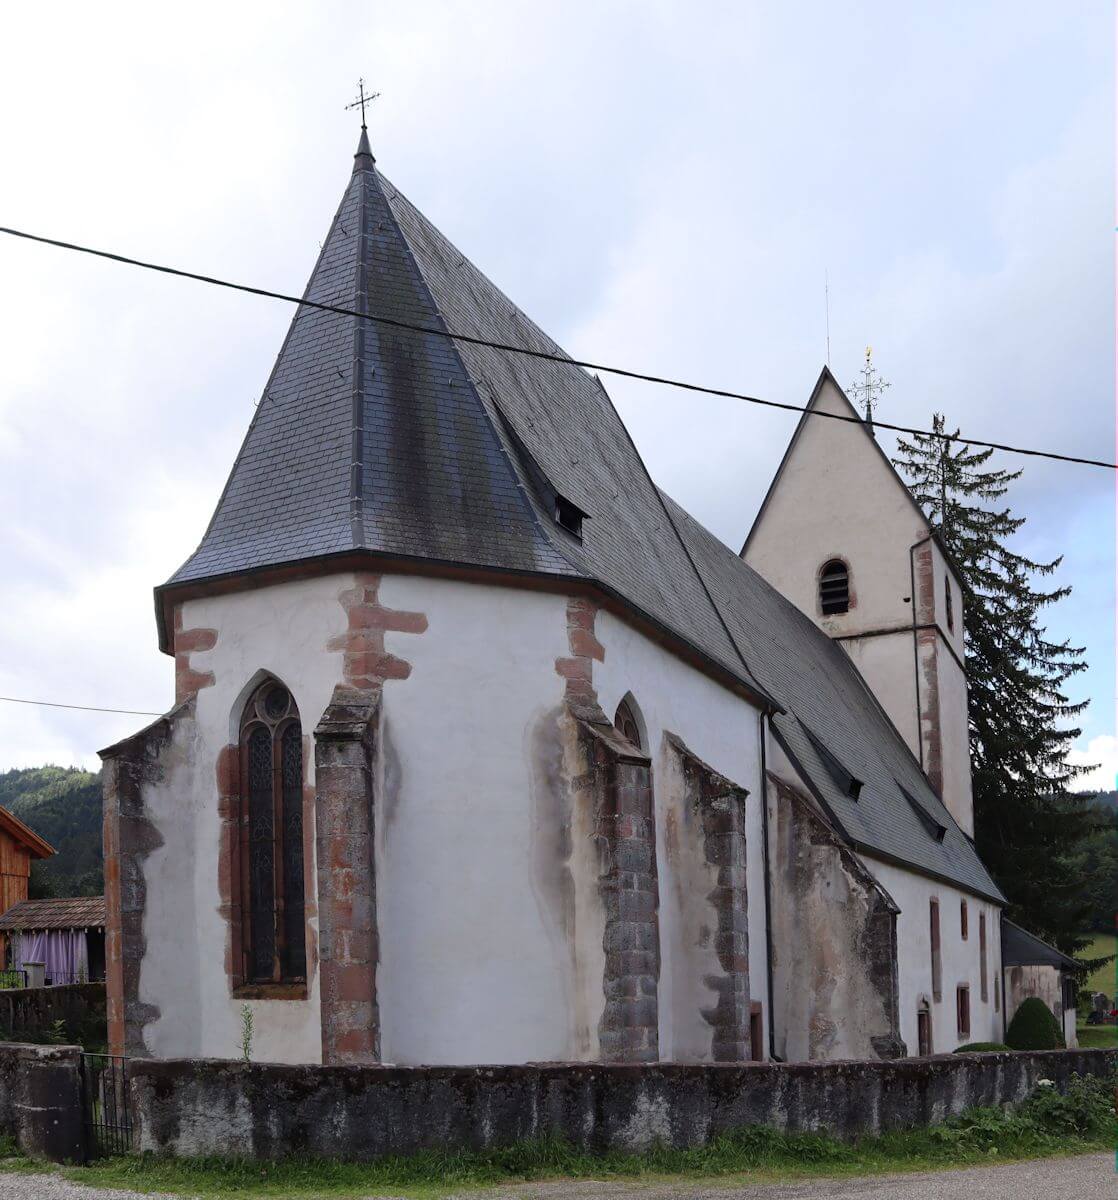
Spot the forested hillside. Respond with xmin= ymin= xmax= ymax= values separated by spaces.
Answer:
xmin=0 ymin=767 xmax=1112 ymax=923
xmin=0 ymin=766 xmax=102 ymax=898
xmin=1065 ymin=790 xmax=1117 ymax=934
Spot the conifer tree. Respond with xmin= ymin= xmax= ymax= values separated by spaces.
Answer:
xmin=893 ymin=415 xmax=1095 ymax=953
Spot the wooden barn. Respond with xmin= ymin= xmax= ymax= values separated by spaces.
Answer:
xmin=0 ymin=806 xmax=55 ymax=969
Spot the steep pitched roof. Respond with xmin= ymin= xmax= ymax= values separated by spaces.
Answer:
xmin=0 ymin=806 xmax=54 ymax=860
xmin=0 ymin=896 xmax=104 ymax=931
xmin=159 ymin=136 xmax=773 ymax=709
xmin=664 ymin=493 xmax=1004 ymax=903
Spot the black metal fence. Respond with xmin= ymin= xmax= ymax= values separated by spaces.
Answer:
xmin=80 ymin=1052 xmax=133 ymax=1156
xmin=0 ymin=968 xmax=27 ymax=989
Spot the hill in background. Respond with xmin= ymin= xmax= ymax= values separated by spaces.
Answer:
xmin=0 ymin=771 xmax=1112 ymax=916
xmin=0 ymin=766 xmax=103 ymax=898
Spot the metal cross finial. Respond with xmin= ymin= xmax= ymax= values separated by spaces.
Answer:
xmin=346 ymin=78 xmax=380 ymax=130
xmin=849 ymin=345 xmax=891 ymax=432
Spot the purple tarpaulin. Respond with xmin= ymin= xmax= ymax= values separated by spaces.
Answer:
xmin=14 ymin=929 xmax=88 ymax=984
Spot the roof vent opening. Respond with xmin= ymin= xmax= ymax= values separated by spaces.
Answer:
xmin=803 ymin=724 xmax=863 ymax=800
xmin=899 ymin=784 xmax=947 ymax=842
xmin=820 ymin=560 xmax=850 ymax=615
xmin=555 ymin=495 xmax=585 ymax=540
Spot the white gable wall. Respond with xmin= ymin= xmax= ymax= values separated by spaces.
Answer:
xmin=745 ymin=377 xmax=930 ymax=636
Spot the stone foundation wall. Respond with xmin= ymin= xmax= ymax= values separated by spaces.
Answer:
xmin=130 ymin=1048 xmax=1117 ymax=1160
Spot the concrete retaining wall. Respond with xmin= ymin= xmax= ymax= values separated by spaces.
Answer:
xmin=0 ymin=1043 xmax=86 ymax=1162
xmin=131 ymin=1048 xmax=1116 ymax=1159
xmin=0 ymin=983 xmax=105 ymax=1041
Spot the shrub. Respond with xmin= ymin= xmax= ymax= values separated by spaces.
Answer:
xmin=1006 ymin=997 xmax=1065 ymax=1050
xmin=1019 ymin=1072 xmax=1115 ymax=1138
xmin=954 ymin=1042 xmax=1011 ymax=1053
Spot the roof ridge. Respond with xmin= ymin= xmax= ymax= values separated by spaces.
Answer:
xmin=349 ymin=162 xmax=372 ymax=548
xmin=366 ymin=167 xmax=554 ymax=563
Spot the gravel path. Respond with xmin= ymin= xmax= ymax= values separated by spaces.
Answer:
xmin=0 ymin=1153 xmax=1113 ymax=1199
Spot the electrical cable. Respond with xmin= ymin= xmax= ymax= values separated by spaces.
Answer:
xmin=0 ymin=224 xmax=1112 ymax=470
xmin=0 ymin=695 xmax=162 ymax=717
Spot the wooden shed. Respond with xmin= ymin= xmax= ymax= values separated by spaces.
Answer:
xmin=0 ymin=806 xmax=54 ymax=963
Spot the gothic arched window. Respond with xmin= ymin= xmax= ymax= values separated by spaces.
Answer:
xmin=239 ymin=680 xmax=306 ymax=984
xmin=614 ymin=698 xmax=642 ymax=750
xmin=819 ymin=559 xmax=850 ymax=615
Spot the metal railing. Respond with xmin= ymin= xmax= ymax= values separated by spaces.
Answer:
xmin=44 ymin=970 xmax=97 ymax=987
xmin=80 ymin=1053 xmax=133 ymax=1156
xmin=0 ymin=969 xmax=27 ymax=989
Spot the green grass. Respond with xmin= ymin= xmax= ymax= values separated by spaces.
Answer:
xmin=0 ymin=1072 xmax=1101 ymax=1200
xmin=1080 ymin=930 xmax=1117 ymax=995
xmin=1076 ymin=1024 xmax=1117 ymax=1049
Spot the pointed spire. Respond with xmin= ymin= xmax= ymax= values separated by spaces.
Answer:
xmin=354 ymin=126 xmax=375 ymax=168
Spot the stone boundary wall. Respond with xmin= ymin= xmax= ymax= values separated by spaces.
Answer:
xmin=0 ymin=1043 xmax=86 ymax=1162
xmin=0 ymin=983 xmax=105 ymax=1040
xmin=131 ymin=1048 xmax=1117 ymax=1160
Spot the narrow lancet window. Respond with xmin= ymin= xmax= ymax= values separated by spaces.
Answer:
xmin=614 ymin=698 xmax=642 ymax=750
xmin=239 ymin=680 xmax=306 ymax=984
xmin=819 ymin=560 xmax=850 ymax=615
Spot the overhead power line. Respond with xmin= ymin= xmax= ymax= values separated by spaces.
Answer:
xmin=0 ymin=695 xmax=161 ymax=717
xmin=0 ymin=224 xmax=1113 ymax=471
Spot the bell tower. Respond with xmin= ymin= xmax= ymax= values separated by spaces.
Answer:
xmin=741 ymin=368 xmax=974 ymax=835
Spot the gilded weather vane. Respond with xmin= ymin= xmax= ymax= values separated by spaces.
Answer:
xmin=849 ymin=346 xmax=891 ymax=433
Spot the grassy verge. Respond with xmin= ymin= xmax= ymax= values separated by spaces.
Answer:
xmin=1081 ymin=930 xmax=1117 ymax=994
xmin=1077 ymin=1024 xmax=1117 ymax=1049
xmin=0 ymin=1071 xmax=1098 ymax=1199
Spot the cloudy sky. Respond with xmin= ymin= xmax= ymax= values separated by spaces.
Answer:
xmin=0 ymin=2 xmax=1113 ymax=786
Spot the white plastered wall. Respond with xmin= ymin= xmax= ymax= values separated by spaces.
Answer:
xmin=142 ymin=573 xmax=349 ymax=1064
xmin=841 ymin=634 xmax=920 ymax=754
xmin=865 ymin=857 xmax=1003 ymax=1053
xmin=137 ymin=571 xmax=768 ymax=1065
xmin=591 ymin=609 xmax=767 ymax=1063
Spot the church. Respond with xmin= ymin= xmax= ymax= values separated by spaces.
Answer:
xmin=101 ymin=127 xmax=1011 ymax=1068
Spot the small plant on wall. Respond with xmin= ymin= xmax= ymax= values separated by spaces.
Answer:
xmin=240 ymin=1004 xmax=254 ymax=1064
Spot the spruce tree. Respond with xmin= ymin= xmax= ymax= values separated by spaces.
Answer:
xmin=893 ymin=416 xmax=1096 ymax=953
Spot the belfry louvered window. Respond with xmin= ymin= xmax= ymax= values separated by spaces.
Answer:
xmin=819 ymin=560 xmax=850 ymax=615
xmin=239 ymin=680 xmax=307 ymax=984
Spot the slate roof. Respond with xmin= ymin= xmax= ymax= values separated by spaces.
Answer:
xmin=161 ymin=133 xmax=772 ymax=706
xmin=162 ymin=132 xmax=1003 ymax=903
xmin=0 ymin=896 xmax=105 ymax=931
xmin=1001 ymin=920 xmax=1078 ymax=970
xmin=663 ymin=494 xmax=1004 ymax=903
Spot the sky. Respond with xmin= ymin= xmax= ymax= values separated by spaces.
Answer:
xmin=0 ymin=2 xmax=1113 ymax=787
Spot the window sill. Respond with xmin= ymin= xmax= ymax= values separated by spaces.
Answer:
xmin=232 ymin=982 xmax=307 ymax=1001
